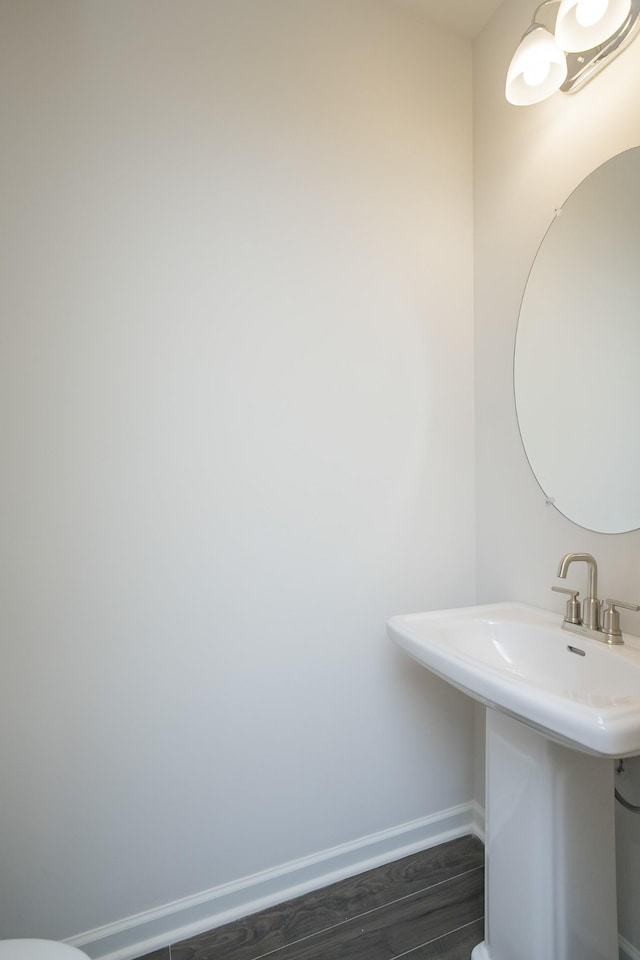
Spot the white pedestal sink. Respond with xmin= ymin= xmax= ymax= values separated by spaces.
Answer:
xmin=388 ymin=602 xmax=640 ymax=960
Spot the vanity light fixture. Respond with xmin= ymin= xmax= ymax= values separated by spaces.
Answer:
xmin=506 ymin=0 xmax=640 ymax=105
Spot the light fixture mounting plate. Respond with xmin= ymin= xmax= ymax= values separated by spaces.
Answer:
xmin=561 ymin=0 xmax=640 ymax=92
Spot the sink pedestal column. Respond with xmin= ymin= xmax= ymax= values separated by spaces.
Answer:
xmin=472 ymin=710 xmax=618 ymax=960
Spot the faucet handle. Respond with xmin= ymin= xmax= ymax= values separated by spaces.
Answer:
xmin=601 ymin=599 xmax=640 ymax=644
xmin=604 ymin=598 xmax=640 ymax=612
xmin=552 ymin=586 xmax=581 ymax=625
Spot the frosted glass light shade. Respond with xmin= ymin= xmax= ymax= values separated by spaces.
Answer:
xmin=555 ymin=0 xmax=631 ymax=51
xmin=506 ymin=26 xmax=568 ymax=104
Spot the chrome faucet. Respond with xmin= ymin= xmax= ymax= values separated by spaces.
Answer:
xmin=553 ymin=552 xmax=640 ymax=645
xmin=556 ymin=552 xmax=600 ymax=630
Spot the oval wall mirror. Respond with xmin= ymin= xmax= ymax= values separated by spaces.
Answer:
xmin=514 ymin=147 xmax=640 ymax=534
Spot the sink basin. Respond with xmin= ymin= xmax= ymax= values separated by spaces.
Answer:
xmin=388 ymin=600 xmax=640 ymax=757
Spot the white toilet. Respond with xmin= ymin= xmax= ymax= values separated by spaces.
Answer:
xmin=0 ymin=943 xmax=90 ymax=960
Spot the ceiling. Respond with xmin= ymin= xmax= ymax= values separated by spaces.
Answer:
xmin=390 ymin=0 xmax=504 ymax=38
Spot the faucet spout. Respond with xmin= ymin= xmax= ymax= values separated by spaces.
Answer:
xmin=557 ymin=553 xmax=600 ymax=629
xmin=557 ymin=552 xmax=598 ymax=597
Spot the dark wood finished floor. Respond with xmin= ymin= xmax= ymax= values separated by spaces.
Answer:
xmin=138 ymin=835 xmax=484 ymax=960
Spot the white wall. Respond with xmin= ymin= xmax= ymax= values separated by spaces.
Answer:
xmin=0 ymin=0 xmax=476 ymax=951
xmin=474 ymin=0 xmax=640 ymax=950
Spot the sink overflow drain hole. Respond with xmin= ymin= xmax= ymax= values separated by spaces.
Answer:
xmin=567 ymin=645 xmax=586 ymax=656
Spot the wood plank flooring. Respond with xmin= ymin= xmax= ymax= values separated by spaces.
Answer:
xmin=139 ymin=835 xmax=484 ymax=960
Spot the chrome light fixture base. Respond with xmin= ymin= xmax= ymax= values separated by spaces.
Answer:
xmin=506 ymin=0 xmax=640 ymax=104
xmin=561 ymin=0 xmax=640 ymax=91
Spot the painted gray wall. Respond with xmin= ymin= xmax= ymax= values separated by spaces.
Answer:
xmin=0 ymin=0 xmax=475 ymax=945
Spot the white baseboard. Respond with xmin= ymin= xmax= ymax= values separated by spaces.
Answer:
xmin=620 ymin=935 xmax=640 ymax=960
xmin=65 ymin=801 xmax=479 ymax=960
xmin=470 ymin=799 xmax=485 ymax=842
